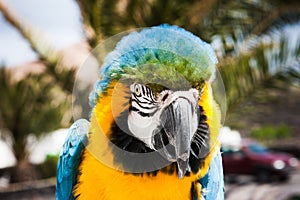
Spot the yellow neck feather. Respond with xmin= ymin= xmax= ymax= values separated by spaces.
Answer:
xmin=74 ymin=82 xmax=221 ymax=199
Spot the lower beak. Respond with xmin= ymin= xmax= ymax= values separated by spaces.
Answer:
xmin=157 ymin=97 xmax=198 ymax=179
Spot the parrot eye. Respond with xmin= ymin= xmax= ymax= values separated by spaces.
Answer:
xmin=134 ymin=84 xmax=141 ymax=96
xmin=129 ymin=83 xmax=157 ymax=107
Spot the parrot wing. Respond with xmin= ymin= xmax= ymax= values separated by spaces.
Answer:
xmin=199 ymin=150 xmax=224 ymax=200
xmin=56 ymin=119 xmax=89 ymax=200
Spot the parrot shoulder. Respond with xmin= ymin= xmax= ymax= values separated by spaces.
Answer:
xmin=199 ymin=150 xmax=224 ymax=200
xmin=56 ymin=119 xmax=90 ymax=200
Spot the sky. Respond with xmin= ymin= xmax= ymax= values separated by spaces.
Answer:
xmin=0 ymin=0 xmax=84 ymax=67
xmin=0 ymin=0 xmax=83 ymax=168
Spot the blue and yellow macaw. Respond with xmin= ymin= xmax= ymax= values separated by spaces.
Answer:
xmin=56 ymin=24 xmax=224 ymax=200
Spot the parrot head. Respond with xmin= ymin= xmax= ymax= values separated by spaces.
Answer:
xmin=127 ymin=82 xmax=206 ymax=178
xmin=88 ymin=24 xmax=220 ymax=179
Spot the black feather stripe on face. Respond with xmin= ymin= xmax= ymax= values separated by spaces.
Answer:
xmin=109 ymin=105 xmax=210 ymax=176
xmin=189 ymin=106 xmax=210 ymax=173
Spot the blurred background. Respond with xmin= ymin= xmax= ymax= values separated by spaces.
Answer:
xmin=0 ymin=0 xmax=299 ymax=199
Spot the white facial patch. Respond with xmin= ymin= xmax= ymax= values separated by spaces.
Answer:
xmin=128 ymin=83 xmax=200 ymax=149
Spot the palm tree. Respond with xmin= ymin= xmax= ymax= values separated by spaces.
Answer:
xmin=76 ymin=0 xmax=300 ymax=105
xmin=2 ymin=0 xmax=299 ymax=108
xmin=0 ymin=1 xmax=76 ymax=94
xmin=76 ymin=0 xmax=300 ymax=43
xmin=0 ymin=67 xmax=69 ymax=182
xmin=76 ymin=0 xmax=213 ymax=47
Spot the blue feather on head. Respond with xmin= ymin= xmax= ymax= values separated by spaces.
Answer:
xmin=89 ymin=24 xmax=218 ymax=108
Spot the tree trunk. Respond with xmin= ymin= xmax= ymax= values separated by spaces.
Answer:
xmin=10 ymin=159 xmax=39 ymax=183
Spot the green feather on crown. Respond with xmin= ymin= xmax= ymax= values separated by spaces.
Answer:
xmin=89 ymin=24 xmax=218 ymax=108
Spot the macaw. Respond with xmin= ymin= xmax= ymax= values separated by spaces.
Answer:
xmin=56 ymin=24 xmax=224 ymax=200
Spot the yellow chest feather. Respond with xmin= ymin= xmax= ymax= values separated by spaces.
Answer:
xmin=73 ymin=83 xmax=220 ymax=199
xmin=74 ymin=150 xmax=201 ymax=200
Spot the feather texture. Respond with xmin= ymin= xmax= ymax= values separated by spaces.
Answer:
xmin=199 ymin=150 xmax=224 ymax=200
xmin=89 ymin=24 xmax=218 ymax=108
xmin=57 ymin=24 xmax=225 ymax=200
xmin=56 ymin=119 xmax=89 ymax=200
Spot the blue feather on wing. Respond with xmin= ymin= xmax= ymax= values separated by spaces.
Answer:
xmin=56 ymin=119 xmax=89 ymax=200
xmin=199 ymin=150 xmax=225 ymax=200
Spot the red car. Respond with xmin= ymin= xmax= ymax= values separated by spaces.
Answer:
xmin=221 ymin=139 xmax=298 ymax=182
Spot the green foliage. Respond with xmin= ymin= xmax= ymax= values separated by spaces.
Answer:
xmin=45 ymin=62 xmax=76 ymax=94
xmin=0 ymin=67 xmax=68 ymax=161
xmin=220 ymin=44 xmax=269 ymax=108
xmin=250 ymin=123 xmax=293 ymax=142
xmin=77 ymin=0 xmax=300 ymax=111
xmin=220 ymin=32 xmax=300 ymax=109
xmin=77 ymin=0 xmax=200 ymax=46
xmin=36 ymin=154 xmax=59 ymax=179
xmin=77 ymin=0 xmax=300 ymax=46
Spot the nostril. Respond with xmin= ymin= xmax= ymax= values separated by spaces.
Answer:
xmin=162 ymin=93 xmax=169 ymax=102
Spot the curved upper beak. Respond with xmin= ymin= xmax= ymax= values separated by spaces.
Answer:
xmin=155 ymin=89 xmax=200 ymax=179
